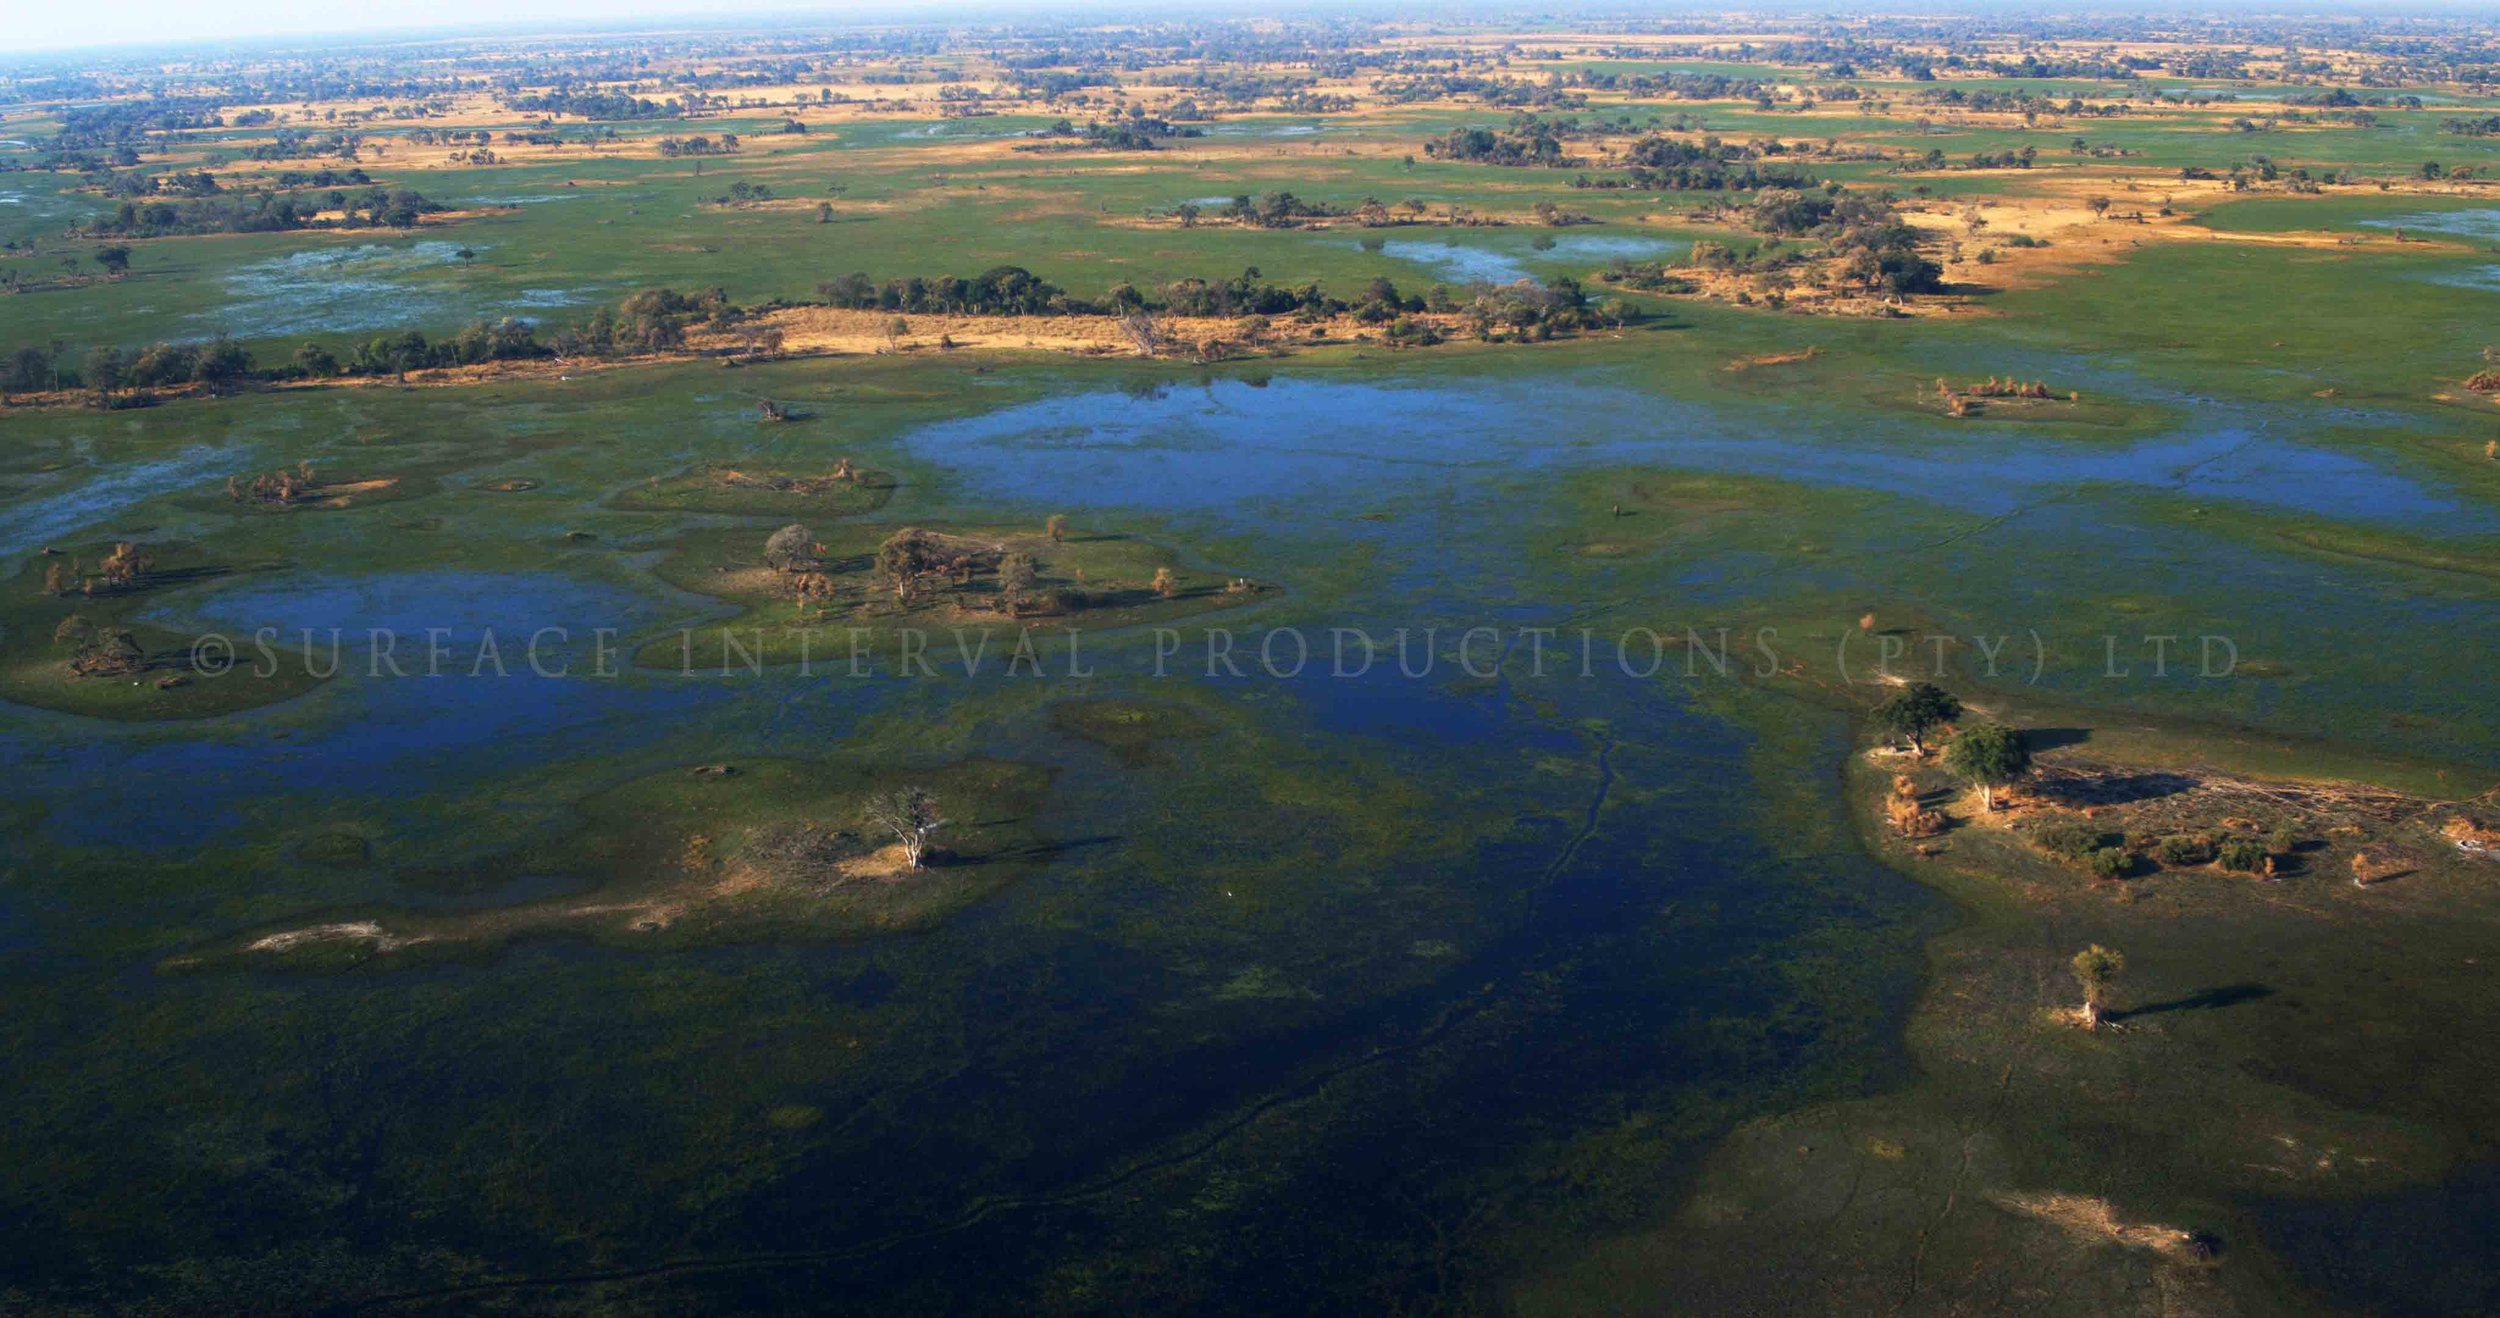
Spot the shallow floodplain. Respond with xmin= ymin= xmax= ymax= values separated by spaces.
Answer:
xmin=2 ymin=321 xmax=2495 ymax=1310
xmin=6 ymin=59 xmax=2500 ymax=1317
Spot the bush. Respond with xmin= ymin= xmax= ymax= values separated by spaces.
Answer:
xmin=2086 ymin=847 xmax=2133 ymax=880
xmin=2217 ymin=839 xmax=2268 ymax=874
xmin=2031 ymin=819 xmax=2110 ymax=858
xmin=2157 ymin=834 xmax=2217 ymax=867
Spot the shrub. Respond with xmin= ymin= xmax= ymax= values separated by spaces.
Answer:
xmin=2031 ymin=819 xmax=2110 ymax=858
xmin=2157 ymin=834 xmax=2217 ymax=867
xmin=2217 ymin=839 xmax=2268 ymax=873
xmin=2086 ymin=847 xmax=2133 ymax=880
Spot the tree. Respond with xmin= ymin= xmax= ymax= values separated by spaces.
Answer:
xmin=1873 ymin=681 xmax=1962 ymax=755
xmin=93 ymin=245 xmax=132 ymax=277
xmin=1045 ymin=514 xmax=1068 ymax=542
xmin=875 ymin=527 xmax=942 ymax=602
xmin=97 ymin=541 xmax=151 ymax=589
xmin=1943 ymin=719 xmax=2031 ymax=810
xmin=2071 ymin=944 xmax=2124 ymax=1029
xmin=294 ymin=342 xmax=340 ymax=377
xmin=1175 ymin=202 xmax=1200 ymax=228
xmin=1151 ymin=566 xmax=1177 ymax=598
xmin=863 ymin=787 xmax=945 ymax=869
xmin=2085 ymin=195 xmax=2112 ymax=221
xmin=1116 ymin=310 xmax=1165 ymax=357
xmin=884 ymin=316 xmax=909 ymax=352
xmin=762 ymin=523 xmax=815 ymax=572
xmin=455 ymin=248 xmax=476 ymax=266
xmin=996 ymin=551 xmax=1037 ymax=611
xmin=83 ymin=345 xmax=125 ymax=397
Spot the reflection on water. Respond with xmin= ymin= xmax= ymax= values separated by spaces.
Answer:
xmin=1370 ymin=233 xmax=1683 ymax=285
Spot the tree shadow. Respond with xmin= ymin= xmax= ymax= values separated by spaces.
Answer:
xmin=2022 ymin=726 xmax=2092 ymax=751
xmin=2034 ymin=771 xmax=2198 ymax=807
xmin=2110 ymin=983 xmax=2273 ymax=1022
xmin=962 ymin=835 xmax=1123 ymax=866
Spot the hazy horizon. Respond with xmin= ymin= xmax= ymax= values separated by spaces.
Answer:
xmin=8 ymin=0 xmax=2493 ymax=59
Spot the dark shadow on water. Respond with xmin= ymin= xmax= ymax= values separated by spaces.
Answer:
xmin=2109 ymin=983 xmax=2273 ymax=1022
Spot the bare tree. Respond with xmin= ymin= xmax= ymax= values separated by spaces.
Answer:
xmin=864 ymin=787 xmax=946 ymax=869
xmin=1116 ymin=311 xmax=1166 ymax=358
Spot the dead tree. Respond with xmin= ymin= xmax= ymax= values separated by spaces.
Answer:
xmin=863 ymin=788 xmax=946 ymax=869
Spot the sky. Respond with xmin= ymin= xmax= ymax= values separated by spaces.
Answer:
xmin=4 ymin=0 xmax=2486 ymax=57
xmin=1 ymin=0 xmax=959 ymax=55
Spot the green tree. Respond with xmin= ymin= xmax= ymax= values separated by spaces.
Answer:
xmin=82 ymin=345 xmax=124 ymax=397
xmin=1874 ymin=681 xmax=1962 ymax=754
xmin=2071 ymin=944 xmax=2124 ymax=1029
xmin=1942 ymin=719 xmax=2030 ymax=810
xmin=93 ymin=245 xmax=132 ymax=277
xmin=294 ymin=342 xmax=341 ymax=378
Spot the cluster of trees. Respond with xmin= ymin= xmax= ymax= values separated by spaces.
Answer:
xmin=78 ymin=336 xmax=256 ymax=397
xmin=1612 ymin=135 xmax=1820 ymax=191
xmin=1745 ymin=189 xmax=1943 ymax=297
xmin=234 ymin=130 xmax=362 ymax=163
xmin=1212 ymin=191 xmax=1345 ymax=228
xmin=95 ymin=169 xmax=221 ymax=199
xmin=1424 ymin=122 xmax=1576 ymax=168
xmin=656 ymin=134 xmax=740 ymax=157
xmin=267 ymin=167 xmax=373 ymax=189
xmin=1025 ymin=115 xmax=1200 ymax=150
xmin=556 ymin=288 xmax=733 ymax=356
xmin=2 ymin=285 xmax=745 ymax=403
xmin=1597 ymin=259 xmax=1698 ymax=294
xmin=1374 ymin=75 xmax=1588 ymax=111
xmin=314 ymin=318 xmax=551 ymax=377
xmin=1566 ymin=70 xmax=1772 ymax=102
xmin=818 ymin=266 xmax=1070 ymax=316
xmin=86 ymin=187 xmax=441 ymax=237
xmin=506 ymin=90 xmax=675 ymax=119
xmin=2443 ymin=114 xmax=2500 ymax=137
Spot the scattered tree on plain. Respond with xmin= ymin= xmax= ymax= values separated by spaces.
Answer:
xmin=864 ymin=787 xmax=946 ymax=869
xmin=2071 ymin=944 xmax=2124 ymax=1029
xmin=1943 ymin=719 xmax=2031 ymax=810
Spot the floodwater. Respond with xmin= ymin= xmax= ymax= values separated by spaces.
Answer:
xmin=0 ymin=360 xmax=2495 ymax=1311
xmin=1366 ymin=232 xmax=1683 ymax=285
xmin=201 ymin=241 xmax=597 ymax=336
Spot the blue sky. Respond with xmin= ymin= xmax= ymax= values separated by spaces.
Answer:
xmin=3 ymin=0 xmax=944 ymax=54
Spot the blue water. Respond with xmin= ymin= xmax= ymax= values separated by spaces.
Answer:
xmin=901 ymin=375 xmax=2495 ymax=529
xmin=2362 ymin=208 xmax=2500 ymax=241
xmin=0 ymin=447 xmax=233 ymax=555
xmin=1370 ymin=233 xmax=1682 ymax=286
xmin=0 ymin=571 xmax=711 ymax=849
xmin=196 ymin=242 xmax=592 ymax=336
